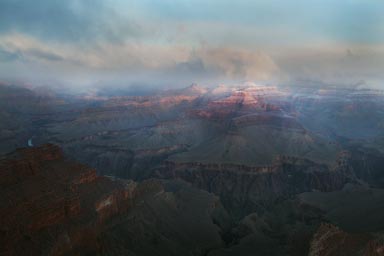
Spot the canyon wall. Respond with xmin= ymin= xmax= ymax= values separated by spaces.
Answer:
xmin=155 ymin=155 xmax=354 ymax=218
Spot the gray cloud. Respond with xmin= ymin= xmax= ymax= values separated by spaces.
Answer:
xmin=25 ymin=48 xmax=64 ymax=62
xmin=0 ymin=0 xmax=140 ymax=43
xmin=193 ymin=48 xmax=279 ymax=80
xmin=274 ymin=46 xmax=384 ymax=88
xmin=0 ymin=0 xmax=383 ymax=90
xmin=0 ymin=34 xmax=66 ymax=63
xmin=0 ymin=48 xmax=20 ymax=62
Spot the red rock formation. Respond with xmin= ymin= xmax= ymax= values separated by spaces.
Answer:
xmin=365 ymin=239 xmax=384 ymax=256
xmin=0 ymin=144 xmax=137 ymax=255
xmin=309 ymin=223 xmax=384 ymax=256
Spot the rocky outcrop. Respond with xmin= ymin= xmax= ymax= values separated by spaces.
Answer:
xmin=0 ymin=144 xmax=233 ymax=256
xmin=0 ymin=144 xmax=137 ymax=255
xmin=0 ymin=143 xmax=63 ymax=186
xmin=308 ymin=223 xmax=384 ymax=256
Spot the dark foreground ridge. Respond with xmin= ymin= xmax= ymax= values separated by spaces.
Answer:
xmin=0 ymin=144 xmax=137 ymax=255
xmin=0 ymin=144 xmax=229 ymax=255
xmin=1 ymin=144 xmax=384 ymax=256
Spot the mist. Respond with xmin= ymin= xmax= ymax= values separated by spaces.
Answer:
xmin=0 ymin=0 xmax=383 ymax=93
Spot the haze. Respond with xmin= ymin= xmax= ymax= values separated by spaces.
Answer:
xmin=0 ymin=0 xmax=383 ymax=91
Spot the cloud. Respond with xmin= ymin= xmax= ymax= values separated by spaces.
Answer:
xmin=0 ymin=33 xmax=66 ymax=63
xmin=274 ymin=45 xmax=384 ymax=87
xmin=26 ymin=49 xmax=64 ymax=62
xmin=0 ymin=0 xmax=383 ymax=89
xmin=0 ymin=0 xmax=141 ymax=43
xmin=192 ymin=47 xmax=279 ymax=80
xmin=0 ymin=48 xmax=20 ymax=62
xmin=2 ymin=32 xmax=384 ymax=89
xmin=0 ymin=32 xmax=280 ymax=82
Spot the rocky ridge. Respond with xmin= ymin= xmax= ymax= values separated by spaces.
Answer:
xmin=0 ymin=144 xmax=230 ymax=256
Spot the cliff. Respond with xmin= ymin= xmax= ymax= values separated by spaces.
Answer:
xmin=155 ymin=156 xmax=351 ymax=218
xmin=0 ymin=144 xmax=231 ymax=256
xmin=309 ymin=223 xmax=384 ymax=256
xmin=0 ymin=144 xmax=136 ymax=255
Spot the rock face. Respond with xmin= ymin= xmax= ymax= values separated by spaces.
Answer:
xmin=155 ymin=156 xmax=351 ymax=217
xmin=99 ymin=179 xmax=230 ymax=256
xmin=308 ymin=223 xmax=384 ymax=256
xmin=0 ymin=144 xmax=231 ymax=256
xmin=0 ymin=144 xmax=136 ymax=255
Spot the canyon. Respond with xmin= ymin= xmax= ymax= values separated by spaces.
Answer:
xmin=1 ymin=82 xmax=384 ymax=255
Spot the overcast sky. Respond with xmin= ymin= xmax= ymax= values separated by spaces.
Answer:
xmin=0 ymin=0 xmax=383 ymax=91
